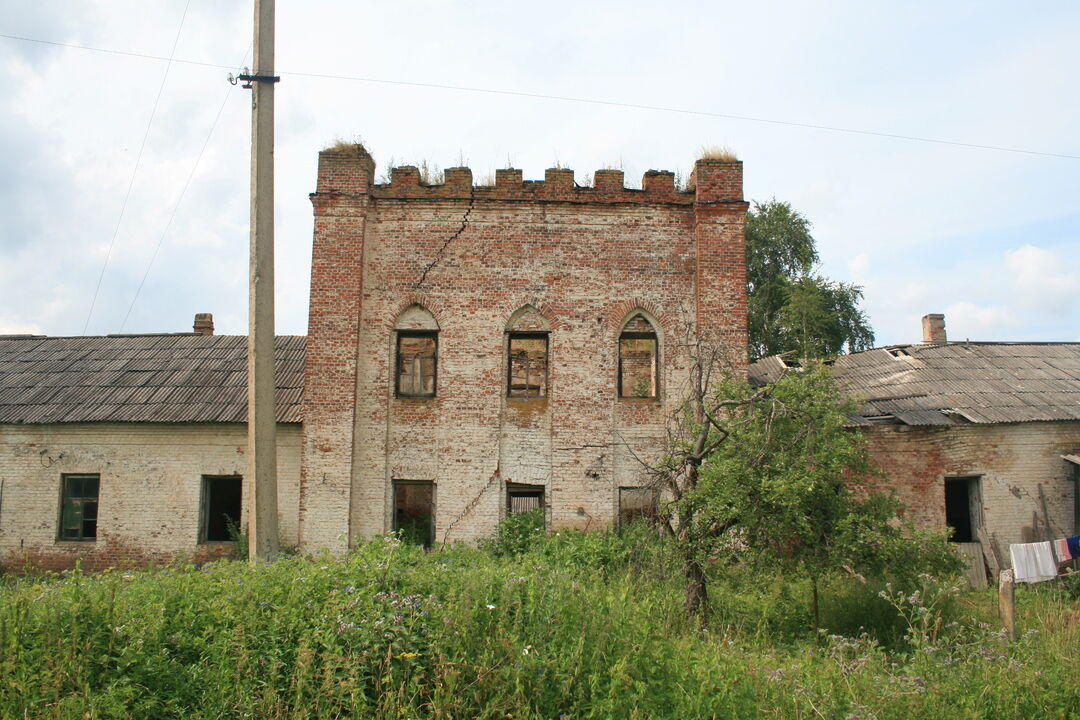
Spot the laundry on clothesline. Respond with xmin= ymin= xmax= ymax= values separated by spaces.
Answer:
xmin=1009 ymin=541 xmax=1058 ymax=583
xmin=1051 ymin=534 xmax=1080 ymax=563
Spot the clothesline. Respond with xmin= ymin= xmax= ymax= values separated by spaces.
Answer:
xmin=1009 ymin=535 xmax=1080 ymax=583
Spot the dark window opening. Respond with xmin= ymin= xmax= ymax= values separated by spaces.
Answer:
xmin=394 ymin=481 xmax=434 ymax=547
xmin=396 ymin=331 xmax=437 ymax=397
xmin=508 ymin=333 xmax=548 ymax=398
xmin=507 ymin=483 xmax=545 ymax=515
xmin=202 ymin=475 xmax=242 ymax=543
xmin=619 ymin=315 xmax=658 ymax=398
xmin=58 ymin=474 xmax=99 ymax=541
xmin=945 ymin=476 xmax=980 ymax=543
xmin=618 ymin=487 xmax=659 ymax=527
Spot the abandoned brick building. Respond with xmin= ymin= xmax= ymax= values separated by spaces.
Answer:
xmin=752 ymin=314 xmax=1080 ymax=585
xmin=301 ymin=148 xmax=748 ymax=553
xmin=2 ymin=145 xmax=1077 ymax=572
xmin=0 ymin=148 xmax=749 ymax=567
xmin=0 ymin=329 xmax=305 ymax=569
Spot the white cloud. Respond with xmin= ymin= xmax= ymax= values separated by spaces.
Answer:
xmin=1004 ymin=244 xmax=1078 ymax=315
xmin=0 ymin=317 xmax=43 ymax=335
xmin=944 ymin=301 xmax=1018 ymax=341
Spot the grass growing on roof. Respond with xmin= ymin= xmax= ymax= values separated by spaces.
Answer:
xmin=699 ymin=145 xmax=739 ymax=161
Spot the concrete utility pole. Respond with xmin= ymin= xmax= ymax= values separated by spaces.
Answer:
xmin=244 ymin=0 xmax=279 ymax=560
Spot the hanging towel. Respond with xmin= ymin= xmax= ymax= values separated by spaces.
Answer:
xmin=1010 ymin=541 xmax=1058 ymax=583
xmin=1067 ymin=535 xmax=1080 ymax=560
xmin=1053 ymin=538 xmax=1072 ymax=563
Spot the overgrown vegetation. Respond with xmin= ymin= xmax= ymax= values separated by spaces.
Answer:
xmin=699 ymin=145 xmax=739 ymax=161
xmin=322 ymin=137 xmax=368 ymax=155
xmin=2 ymin=531 xmax=1077 ymax=719
xmin=646 ymin=358 xmax=958 ymax=626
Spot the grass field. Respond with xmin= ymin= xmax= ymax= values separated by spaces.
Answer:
xmin=2 ymin=528 xmax=1078 ymax=719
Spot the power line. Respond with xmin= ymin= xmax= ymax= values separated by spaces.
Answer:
xmin=3 ymin=31 xmax=1078 ymax=162
xmin=118 ymin=45 xmax=253 ymax=333
xmin=80 ymin=2 xmax=191 ymax=334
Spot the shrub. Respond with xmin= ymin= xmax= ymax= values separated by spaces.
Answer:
xmin=480 ymin=508 xmax=545 ymax=556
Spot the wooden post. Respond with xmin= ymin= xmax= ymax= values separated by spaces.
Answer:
xmin=998 ymin=568 xmax=1015 ymax=641
xmin=977 ymin=526 xmax=1000 ymax=583
xmin=247 ymin=0 xmax=279 ymax=560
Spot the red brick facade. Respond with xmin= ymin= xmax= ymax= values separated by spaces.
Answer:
xmin=300 ymin=147 xmax=748 ymax=552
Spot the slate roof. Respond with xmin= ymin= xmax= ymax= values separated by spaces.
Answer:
xmin=0 ymin=334 xmax=304 ymax=424
xmin=750 ymin=342 xmax=1080 ymax=426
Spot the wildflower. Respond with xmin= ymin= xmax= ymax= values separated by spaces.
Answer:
xmin=522 ymin=645 xmax=533 ymax=655
xmin=345 ymin=585 xmax=356 ymax=593
xmin=485 ymin=604 xmax=496 ymax=610
xmin=398 ymin=652 xmax=422 ymax=659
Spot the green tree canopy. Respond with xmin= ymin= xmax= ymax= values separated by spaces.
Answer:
xmin=747 ymin=200 xmax=874 ymax=360
xmin=654 ymin=360 xmax=959 ymax=625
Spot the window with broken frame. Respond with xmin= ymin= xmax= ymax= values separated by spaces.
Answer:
xmin=619 ymin=314 xmax=659 ymax=398
xmin=396 ymin=331 xmax=437 ymax=397
xmin=508 ymin=332 xmax=548 ymax=398
xmin=58 ymin=473 xmax=99 ymax=541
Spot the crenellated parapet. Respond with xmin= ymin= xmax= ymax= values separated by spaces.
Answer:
xmin=312 ymin=146 xmax=743 ymax=206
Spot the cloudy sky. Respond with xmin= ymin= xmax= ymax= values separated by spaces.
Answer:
xmin=1 ymin=1 xmax=1077 ymax=346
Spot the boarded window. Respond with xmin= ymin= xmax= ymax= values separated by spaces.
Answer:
xmin=945 ymin=476 xmax=981 ymax=543
xmin=619 ymin=315 xmax=658 ymax=398
xmin=58 ymin=474 xmax=99 ymax=541
xmin=618 ymin=487 xmax=659 ymax=526
xmin=507 ymin=483 xmax=545 ymax=514
xmin=393 ymin=481 xmax=434 ymax=547
xmin=201 ymin=475 xmax=242 ymax=543
xmin=396 ymin=331 xmax=437 ymax=397
xmin=508 ymin=333 xmax=548 ymax=398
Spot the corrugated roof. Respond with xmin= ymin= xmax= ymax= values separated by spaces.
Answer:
xmin=749 ymin=342 xmax=1080 ymax=426
xmin=0 ymin=334 xmax=304 ymax=424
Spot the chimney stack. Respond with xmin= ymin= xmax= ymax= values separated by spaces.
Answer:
xmin=193 ymin=313 xmax=214 ymax=336
xmin=921 ymin=313 xmax=946 ymax=344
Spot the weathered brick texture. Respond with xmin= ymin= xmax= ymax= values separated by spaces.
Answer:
xmin=0 ymin=423 xmax=300 ymax=571
xmin=861 ymin=421 xmax=1080 ymax=561
xmin=300 ymin=148 xmax=749 ymax=552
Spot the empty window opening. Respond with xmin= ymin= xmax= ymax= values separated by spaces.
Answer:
xmin=618 ymin=487 xmax=659 ymax=527
xmin=507 ymin=483 xmax=545 ymax=514
xmin=202 ymin=475 xmax=242 ymax=543
xmin=393 ymin=481 xmax=435 ymax=547
xmin=944 ymin=476 xmax=981 ymax=543
xmin=508 ymin=333 xmax=548 ymax=398
xmin=619 ymin=314 xmax=658 ymax=398
xmin=396 ymin=331 xmax=437 ymax=397
xmin=58 ymin=473 xmax=99 ymax=541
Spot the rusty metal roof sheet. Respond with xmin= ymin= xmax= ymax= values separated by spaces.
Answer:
xmin=749 ymin=342 xmax=1080 ymax=426
xmin=0 ymin=334 xmax=304 ymax=424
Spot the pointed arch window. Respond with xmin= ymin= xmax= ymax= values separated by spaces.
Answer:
xmin=506 ymin=305 xmax=551 ymax=399
xmin=619 ymin=313 xmax=658 ymax=398
xmin=394 ymin=305 xmax=439 ymax=397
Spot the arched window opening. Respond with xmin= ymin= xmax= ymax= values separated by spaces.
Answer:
xmin=394 ymin=305 xmax=438 ymax=397
xmin=506 ymin=305 xmax=550 ymax=399
xmin=619 ymin=313 xmax=658 ymax=398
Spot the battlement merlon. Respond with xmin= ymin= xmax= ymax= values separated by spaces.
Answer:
xmin=312 ymin=148 xmax=744 ymax=206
